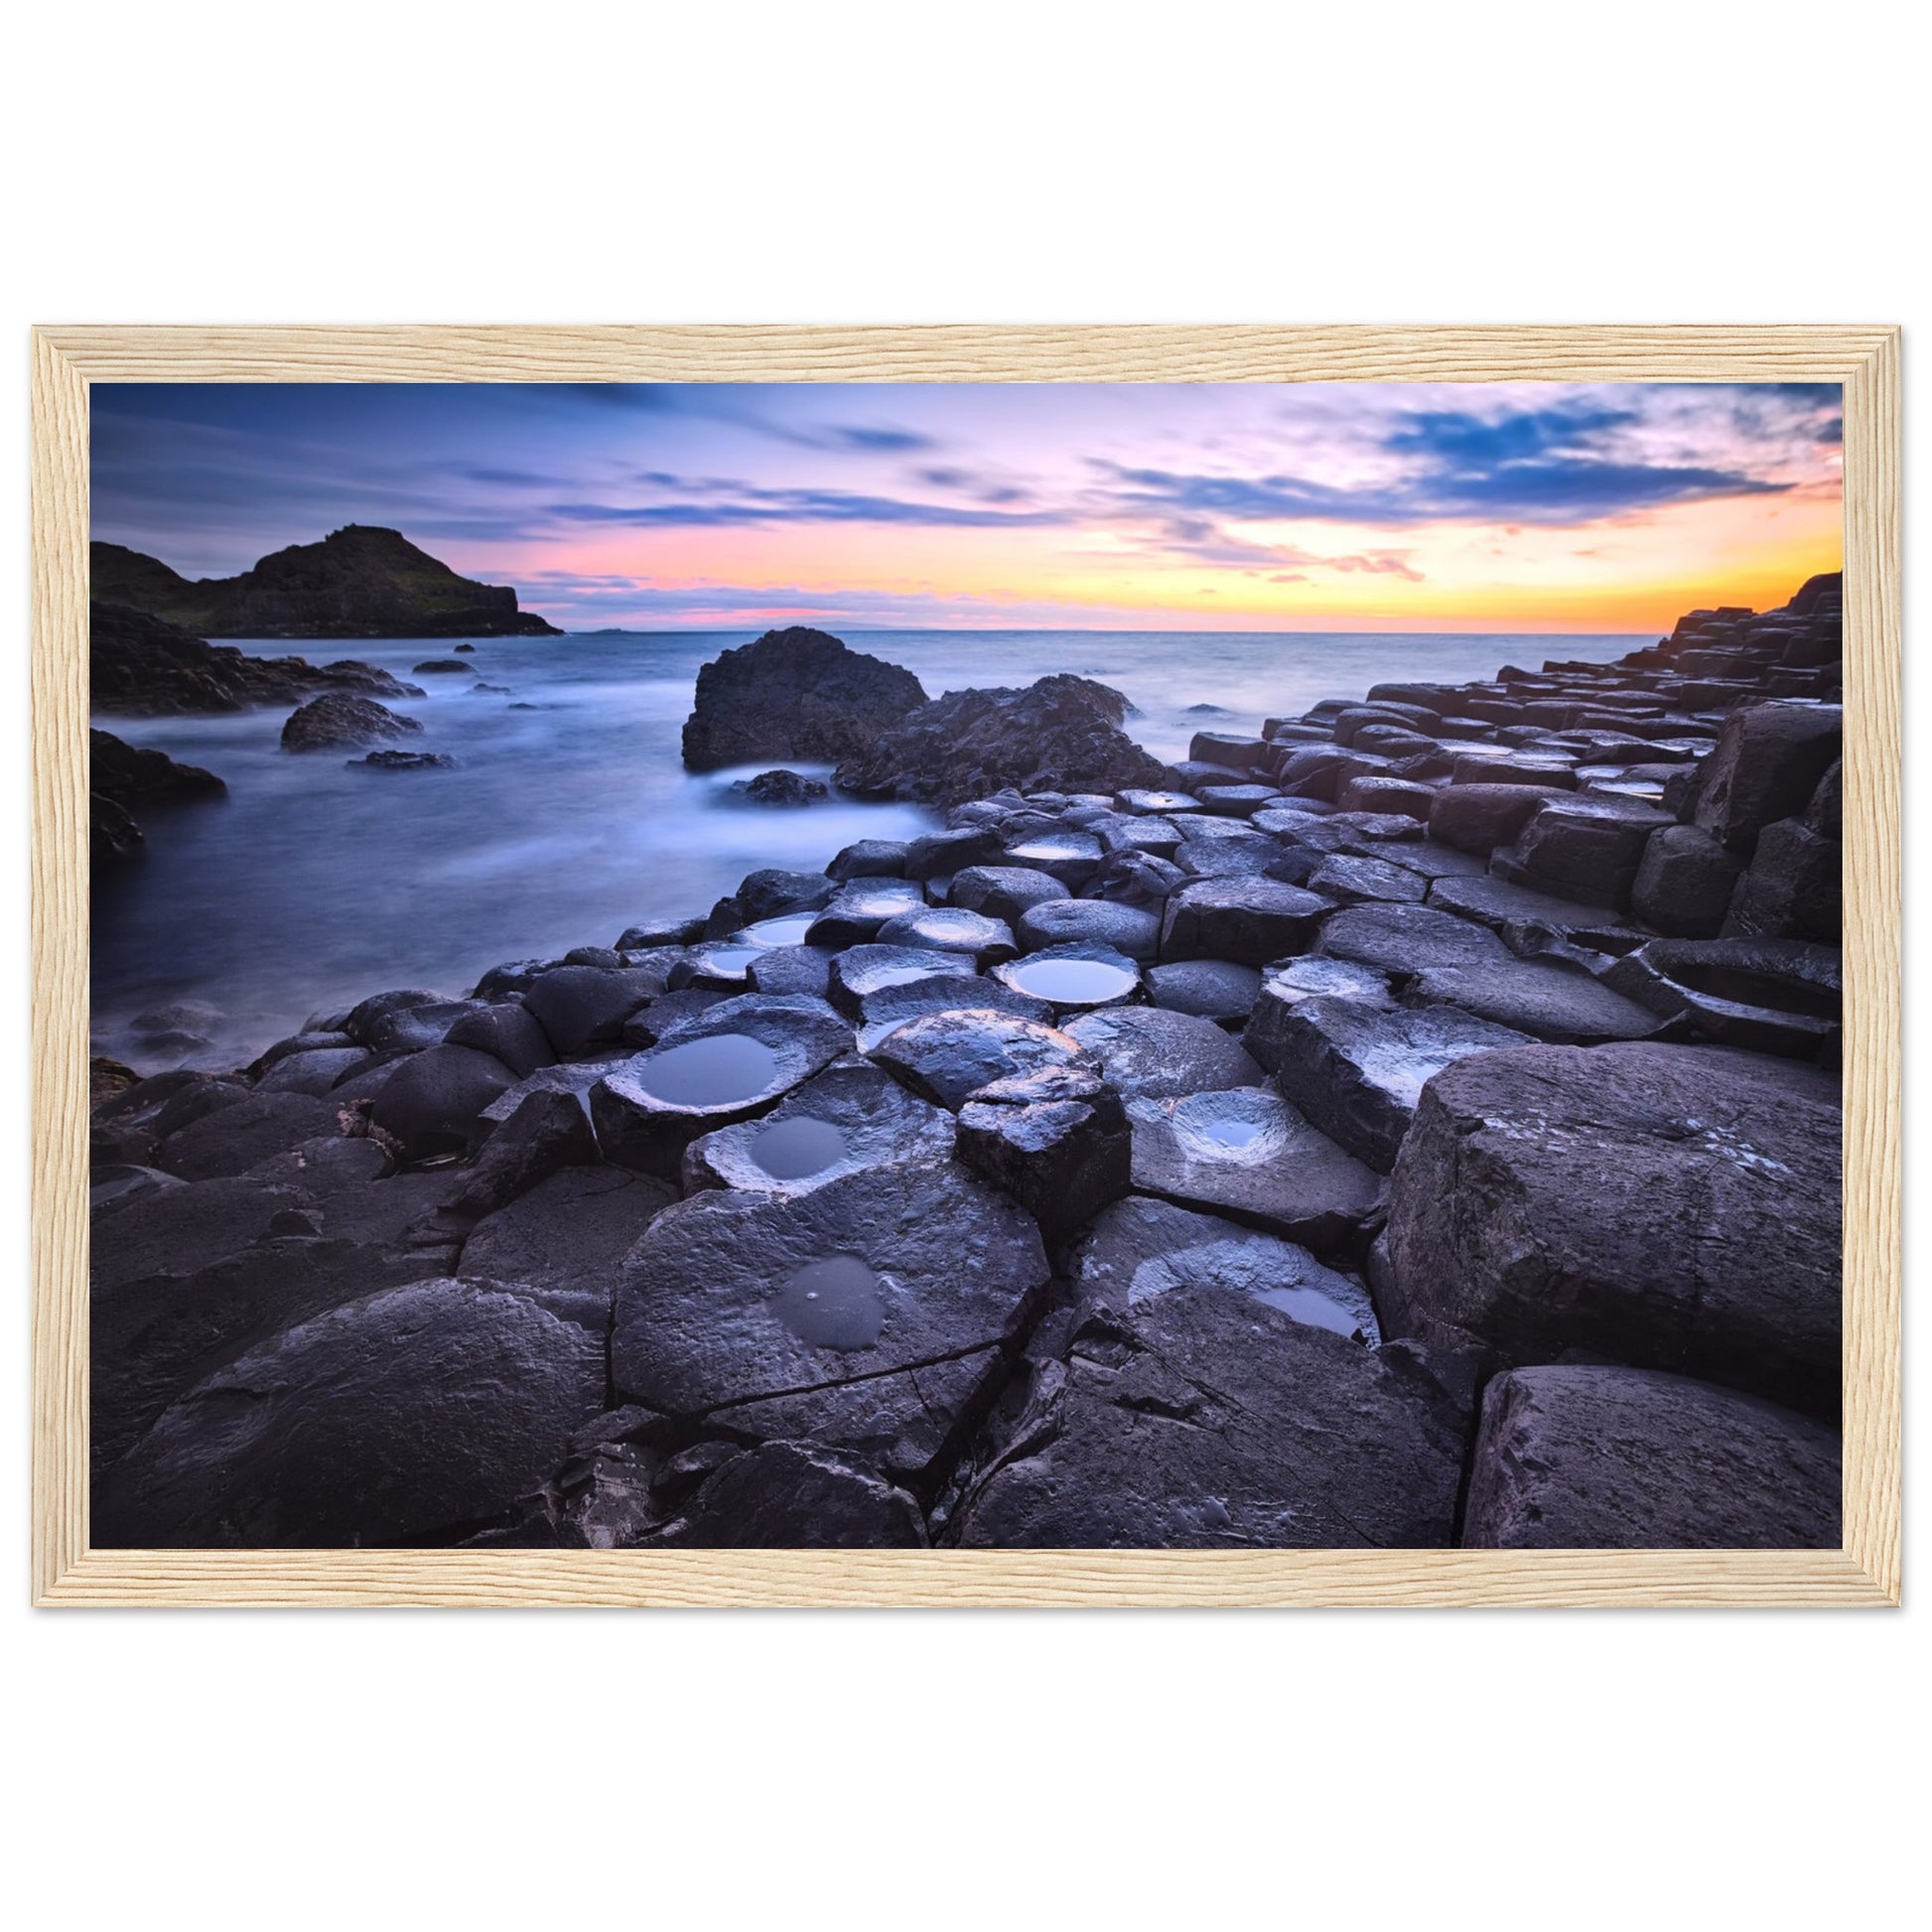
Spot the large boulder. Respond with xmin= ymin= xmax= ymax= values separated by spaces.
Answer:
xmin=94 ymin=1278 xmax=608 ymax=1547
xmin=1383 ymin=1041 xmax=1842 ymax=1416
xmin=948 ymin=1287 xmax=1469 ymax=1548
xmin=681 ymin=626 xmax=927 ymax=771
xmin=612 ymin=1160 xmax=1048 ymax=1480
xmin=1693 ymin=701 xmax=1843 ymax=851
xmin=1463 ymin=1365 xmax=1841 ymax=1549
xmin=834 ymin=674 xmax=1166 ymax=806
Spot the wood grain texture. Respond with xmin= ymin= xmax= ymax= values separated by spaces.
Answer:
xmin=30 ymin=324 xmax=1902 ymax=1609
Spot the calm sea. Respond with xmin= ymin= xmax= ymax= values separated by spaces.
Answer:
xmin=91 ymin=627 xmax=1646 ymax=1067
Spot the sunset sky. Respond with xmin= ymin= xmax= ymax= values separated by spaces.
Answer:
xmin=91 ymin=381 xmax=1843 ymax=634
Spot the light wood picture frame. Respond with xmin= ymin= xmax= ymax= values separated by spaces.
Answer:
xmin=32 ymin=324 xmax=1901 ymax=1608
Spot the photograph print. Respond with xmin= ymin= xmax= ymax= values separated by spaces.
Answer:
xmin=85 ymin=376 xmax=1847 ymax=1555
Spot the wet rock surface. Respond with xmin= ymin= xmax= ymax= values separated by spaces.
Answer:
xmin=613 ymin=1160 xmax=1047 ymax=1479
xmin=1267 ymin=997 xmax=1535 ymax=1172
xmin=592 ymin=997 xmax=853 ymax=1177
xmin=96 ymin=1278 xmax=607 ymax=1547
xmin=948 ymin=1287 xmax=1467 ymax=1548
xmin=1063 ymin=1006 xmax=1264 ymax=1100
xmin=1071 ymin=1197 xmax=1378 ymax=1340
xmin=684 ymin=1057 xmax=956 ymax=1196
xmin=1463 ymin=1366 xmax=1841 ymax=1549
xmin=681 ymin=626 xmax=927 ymax=771
xmin=1127 ymin=1085 xmax=1382 ymax=1251
xmin=834 ymin=673 xmax=1166 ymax=806
xmin=1384 ymin=1042 xmax=1841 ymax=1416
xmin=91 ymin=574 xmax=1846 ymax=1549
xmin=868 ymin=1007 xmax=1097 ymax=1111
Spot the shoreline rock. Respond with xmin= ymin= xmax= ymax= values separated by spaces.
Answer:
xmin=89 ymin=569 xmax=1847 ymax=1551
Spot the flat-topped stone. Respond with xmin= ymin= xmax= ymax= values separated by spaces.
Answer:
xmin=1127 ymin=1085 xmax=1382 ymax=1251
xmin=1315 ymin=902 xmax=1510 ymax=978
xmin=613 ymin=1160 xmax=1048 ymax=1480
xmin=1402 ymin=959 xmax=1673 ymax=1044
xmin=1463 ymin=1365 xmax=1841 ymax=1549
xmin=1268 ymin=995 xmax=1533 ymax=1171
xmin=683 ymin=1057 xmax=956 ymax=1197
xmin=591 ymin=997 xmax=852 ymax=1177
xmin=1063 ymin=1005 xmax=1264 ymax=1100
xmin=868 ymin=1007 xmax=1098 ymax=1111
xmin=1384 ymin=1041 xmax=1842 ymax=1416
xmin=948 ymin=1286 xmax=1466 ymax=1549
xmin=1160 ymin=878 xmax=1331 ymax=966
xmin=1070 ymin=1196 xmax=1378 ymax=1340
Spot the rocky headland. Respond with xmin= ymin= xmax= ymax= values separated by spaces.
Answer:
xmin=92 ymin=600 xmax=427 ymax=718
xmin=93 ymin=524 xmax=561 ymax=639
xmin=90 ymin=574 xmax=1847 ymax=1553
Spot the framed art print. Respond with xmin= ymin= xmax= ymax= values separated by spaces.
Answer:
xmin=30 ymin=325 xmax=1901 ymax=1606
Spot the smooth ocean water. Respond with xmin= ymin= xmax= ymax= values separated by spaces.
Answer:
xmin=91 ymin=627 xmax=1645 ymax=1068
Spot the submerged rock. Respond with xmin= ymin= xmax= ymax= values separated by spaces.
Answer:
xmin=1463 ymin=1365 xmax=1841 ymax=1549
xmin=280 ymin=693 xmax=424 ymax=753
xmin=732 ymin=767 xmax=830 ymax=806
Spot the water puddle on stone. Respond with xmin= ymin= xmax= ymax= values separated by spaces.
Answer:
xmin=738 ymin=913 xmax=818 ymax=947
xmin=634 ymin=1033 xmax=779 ymax=1107
xmin=1007 ymin=840 xmax=1092 ymax=866
xmin=749 ymin=1115 xmax=848 ymax=1179
xmin=1171 ymin=1091 xmax=1287 ymax=1163
xmin=1247 ymin=1283 xmax=1366 ymax=1336
xmin=1004 ymin=957 xmax=1137 ymax=1005
xmin=770 ymin=1254 xmax=886 ymax=1350
xmin=695 ymin=944 xmax=761 ymax=976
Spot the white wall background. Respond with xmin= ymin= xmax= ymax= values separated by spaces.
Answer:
xmin=3 ymin=4 xmax=1923 ymax=1925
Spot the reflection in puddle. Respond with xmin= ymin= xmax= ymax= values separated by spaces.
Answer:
xmin=1003 ymin=957 xmax=1138 ymax=1005
xmin=634 ymin=1032 xmax=779 ymax=1107
xmin=737 ymin=913 xmax=818 ymax=947
xmin=1170 ymin=1089 xmax=1289 ymax=1163
xmin=693 ymin=944 xmax=760 ymax=976
xmin=770 ymin=1254 xmax=886 ymax=1350
xmin=749 ymin=1115 xmax=848 ymax=1179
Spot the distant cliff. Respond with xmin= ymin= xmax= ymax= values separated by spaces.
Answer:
xmin=91 ymin=525 xmax=562 ymax=638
